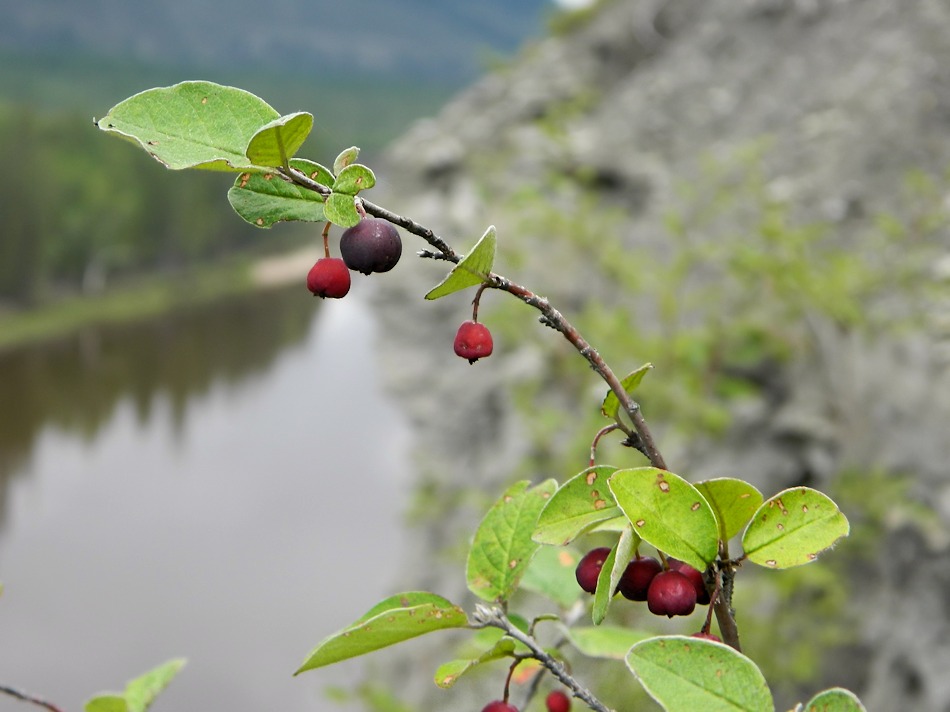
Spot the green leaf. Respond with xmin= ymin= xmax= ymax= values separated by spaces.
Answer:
xmin=742 ymin=487 xmax=850 ymax=569
xmin=609 ymin=468 xmax=719 ymax=571
xmin=803 ymin=687 xmax=867 ymax=712
xmin=324 ymin=192 xmax=361 ymax=228
xmin=124 ymin=659 xmax=187 ymax=712
xmin=533 ymin=465 xmax=622 ymax=546
xmin=295 ymin=592 xmax=468 ymax=674
xmin=467 ymin=479 xmax=558 ymax=602
xmin=84 ymin=696 xmax=129 ymax=712
xmin=592 ymin=526 xmax=636 ymax=625
xmin=425 ymin=226 xmax=497 ymax=300
xmin=434 ymin=637 xmax=517 ymax=688
xmin=333 ymin=164 xmax=377 ymax=195
xmin=519 ymin=544 xmax=584 ymax=608
xmin=567 ymin=626 xmax=653 ymax=660
xmin=228 ymin=158 xmax=326 ymax=228
xmin=334 ymin=146 xmax=360 ymax=175
xmin=602 ymin=363 xmax=653 ymax=420
xmin=97 ymin=81 xmax=280 ymax=171
xmin=696 ymin=479 xmax=764 ymax=542
xmin=627 ymin=635 xmax=774 ymax=712
xmin=244 ymin=112 xmax=313 ymax=168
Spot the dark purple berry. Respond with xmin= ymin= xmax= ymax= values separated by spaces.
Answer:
xmin=454 ymin=321 xmax=493 ymax=363
xmin=575 ymin=547 xmax=611 ymax=595
xmin=647 ymin=570 xmax=697 ymax=618
xmin=618 ymin=556 xmax=662 ymax=601
xmin=339 ymin=217 xmax=402 ymax=275
xmin=306 ymin=257 xmax=351 ymax=299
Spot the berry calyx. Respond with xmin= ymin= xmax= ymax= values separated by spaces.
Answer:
xmin=546 ymin=690 xmax=571 ymax=712
xmin=454 ymin=320 xmax=494 ymax=363
xmin=668 ymin=558 xmax=710 ymax=605
xmin=647 ymin=570 xmax=697 ymax=618
xmin=618 ymin=555 xmax=662 ymax=601
xmin=306 ymin=257 xmax=351 ymax=299
xmin=481 ymin=701 xmax=518 ymax=712
xmin=575 ymin=547 xmax=611 ymax=595
xmin=692 ymin=631 xmax=722 ymax=642
xmin=339 ymin=217 xmax=402 ymax=275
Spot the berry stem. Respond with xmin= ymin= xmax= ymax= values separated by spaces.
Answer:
xmin=322 ymin=221 xmax=332 ymax=258
xmin=472 ymin=283 xmax=489 ymax=322
xmin=0 ymin=684 xmax=66 ymax=712
xmin=589 ymin=423 xmax=620 ymax=466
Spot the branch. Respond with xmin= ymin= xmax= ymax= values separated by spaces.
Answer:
xmin=0 ymin=685 xmax=66 ymax=712
xmin=472 ymin=605 xmax=613 ymax=712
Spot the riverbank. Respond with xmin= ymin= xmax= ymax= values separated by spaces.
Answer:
xmin=0 ymin=246 xmax=320 ymax=354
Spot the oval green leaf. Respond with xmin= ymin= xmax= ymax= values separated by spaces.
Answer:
xmin=85 ymin=696 xmax=128 ymax=712
xmin=627 ymin=635 xmax=774 ymax=712
xmin=333 ymin=164 xmax=377 ymax=195
xmin=742 ymin=487 xmax=850 ymax=569
xmin=434 ymin=637 xmax=517 ymax=688
xmin=602 ymin=363 xmax=653 ymax=420
xmin=466 ymin=479 xmax=558 ymax=603
xmin=567 ymin=625 xmax=653 ymax=660
xmin=324 ymin=192 xmax=361 ymax=228
xmin=609 ymin=468 xmax=719 ymax=571
xmin=228 ymin=158 xmax=326 ymax=228
xmin=333 ymin=146 xmax=360 ymax=175
xmin=425 ymin=225 xmax=497 ymax=300
xmin=97 ymin=81 xmax=280 ymax=171
xmin=696 ymin=479 xmax=764 ymax=542
xmin=124 ymin=659 xmax=187 ymax=712
xmin=519 ymin=544 xmax=583 ymax=608
xmin=245 ymin=111 xmax=313 ymax=168
xmin=294 ymin=592 xmax=467 ymax=674
xmin=592 ymin=525 xmax=637 ymax=625
xmin=533 ymin=465 xmax=622 ymax=546
xmin=803 ymin=687 xmax=867 ymax=712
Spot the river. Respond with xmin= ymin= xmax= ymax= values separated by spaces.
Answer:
xmin=0 ymin=285 xmax=412 ymax=711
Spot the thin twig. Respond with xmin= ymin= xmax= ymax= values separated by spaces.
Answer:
xmin=473 ymin=605 xmax=613 ymax=712
xmin=0 ymin=685 xmax=66 ymax=712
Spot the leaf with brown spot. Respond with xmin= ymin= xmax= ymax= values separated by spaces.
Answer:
xmin=533 ymin=466 xmax=624 ymax=546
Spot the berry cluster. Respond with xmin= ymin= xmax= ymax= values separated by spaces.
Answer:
xmin=575 ymin=548 xmax=712 ymax=619
xmin=306 ymin=217 xmax=402 ymax=299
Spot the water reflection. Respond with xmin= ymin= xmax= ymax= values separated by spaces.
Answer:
xmin=0 ymin=287 xmax=317 ymax=530
xmin=0 ymin=286 xmax=411 ymax=712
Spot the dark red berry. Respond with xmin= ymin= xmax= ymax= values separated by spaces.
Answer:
xmin=306 ymin=257 xmax=351 ymax=299
xmin=546 ymin=690 xmax=571 ymax=712
xmin=668 ymin=559 xmax=710 ymax=605
xmin=618 ymin=556 xmax=662 ymax=601
xmin=575 ymin=547 xmax=611 ymax=595
xmin=454 ymin=321 xmax=494 ymax=363
xmin=692 ymin=631 xmax=722 ymax=642
xmin=339 ymin=217 xmax=402 ymax=275
xmin=481 ymin=701 xmax=518 ymax=712
xmin=647 ymin=570 xmax=697 ymax=618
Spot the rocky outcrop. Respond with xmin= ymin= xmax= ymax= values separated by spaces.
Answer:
xmin=370 ymin=1 xmax=950 ymax=709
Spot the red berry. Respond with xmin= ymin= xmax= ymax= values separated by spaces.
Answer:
xmin=306 ymin=257 xmax=351 ymax=299
xmin=618 ymin=556 xmax=662 ymax=601
xmin=668 ymin=559 xmax=710 ymax=605
xmin=647 ymin=570 xmax=697 ymax=617
xmin=339 ymin=217 xmax=402 ymax=274
xmin=692 ymin=631 xmax=722 ymax=642
xmin=481 ymin=701 xmax=518 ymax=712
xmin=575 ymin=547 xmax=611 ymax=594
xmin=454 ymin=320 xmax=494 ymax=363
xmin=546 ymin=690 xmax=571 ymax=712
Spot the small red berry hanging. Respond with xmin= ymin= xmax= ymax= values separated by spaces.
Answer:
xmin=618 ymin=555 xmax=662 ymax=601
xmin=307 ymin=223 xmax=351 ymax=299
xmin=481 ymin=701 xmax=518 ymax=712
xmin=546 ymin=690 xmax=571 ymax=712
xmin=647 ymin=569 xmax=697 ymax=618
xmin=574 ymin=547 xmax=611 ymax=594
xmin=454 ymin=283 xmax=494 ymax=363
